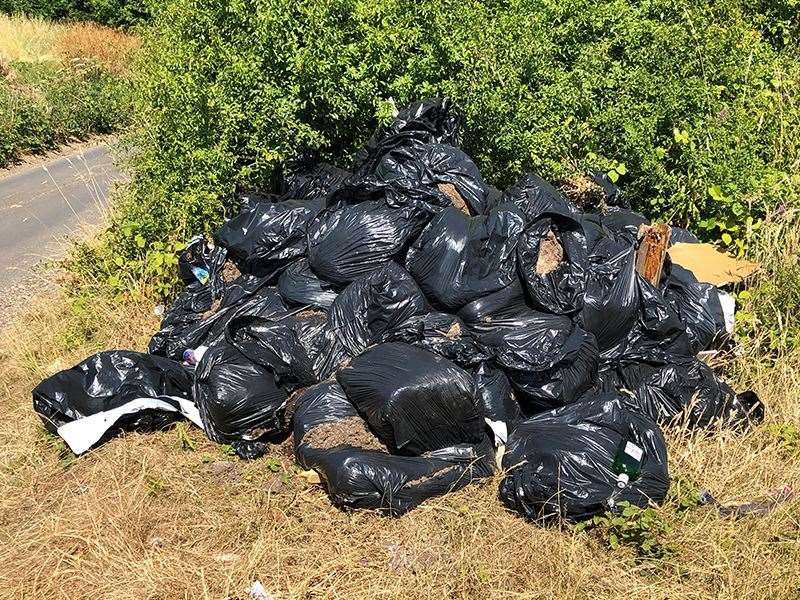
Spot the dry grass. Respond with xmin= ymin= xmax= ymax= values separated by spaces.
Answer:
xmin=0 ymin=281 xmax=798 ymax=600
xmin=0 ymin=14 xmax=137 ymax=73
xmin=0 ymin=14 xmax=62 ymax=64
xmin=56 ymin=22 xmax=140 ymax=75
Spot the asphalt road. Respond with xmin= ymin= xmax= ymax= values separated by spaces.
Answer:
xmin=0 ymin=144 xmax=121 ymax=290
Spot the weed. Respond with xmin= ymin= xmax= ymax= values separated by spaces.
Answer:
xmin=763 ymin=422 xmax=800 ymax=455
xmin=264 ymin=457 xmax=282 ymax=473
xmin=175 ymin=422 xmax=196 ymax=451
xmin=576 ymin=502 xmax=675 ymax=561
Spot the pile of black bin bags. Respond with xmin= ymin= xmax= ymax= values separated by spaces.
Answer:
xmin=33 ymin=98 xmax=764 ymax=519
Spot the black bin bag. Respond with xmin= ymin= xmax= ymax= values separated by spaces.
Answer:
xmin=149 ymin=283 xmax=288 ymax=361
xmin=517 ymin=212 xmax=588 ymax=316
xmin=307 ymin=200 xmax=427 ymax=284
xmin=327 ymin=262 xmax=427 ymax=358
xmin=277 ymin=258 xmax=339 ymax=309
xmin=402 ymin=311 xmax=488 ymax=367
xmin=406 ymin=204 xmax=525 ymax=311
xmin=32 ymin=351 xmax=195 ymax=454
xmin=352 ymin=142 xmax=488 ymax=215
xmin=662 ymin=263 xmax=727 ymax=354
xmin=623 ymin=357 xmax=764 ymax=429
xmin=294 ymin=381 xmax=496 ymax=516
xmin=355 ymin=97 xmax=461 ymax=174
xmin=474 ymin=363 xmax=522 ymax=445
xmin=280 ymin=157 xmax=350 ymax=201
xmin=491 ymin=172 xmax=580 ymax=224
xmin=579 ymin=238 xmax=639 ymax=351
xmin=336 ymin=343 xmax=486 ymax=455
xmin=457 ymin=278 xmax=531 ymax=330
xmin=499 ymin=396 xmax=670 ymax=522
xmin=214 ymin=197 xmax=324 ymax=277
xmin=193 ymin=341 xmax=290 ymax=459
xmin=477 ymin=311 xmax=599 ymax=413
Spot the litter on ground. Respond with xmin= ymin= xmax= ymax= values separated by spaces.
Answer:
xmin=33 ymin=98 xmax=764 ymax=519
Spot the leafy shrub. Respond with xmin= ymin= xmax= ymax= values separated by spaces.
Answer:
xmin=112 ymin=0 xmax=800 ymax=275
xmin=0 ymin=0 xmax=150 ymax=29
xmin=0 ymin=60 xmax=131 ymax=165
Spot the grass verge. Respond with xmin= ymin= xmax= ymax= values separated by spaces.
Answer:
xmin=1 ymin=246 xmax=800 ymax=598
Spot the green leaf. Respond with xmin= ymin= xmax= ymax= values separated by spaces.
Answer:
xmin=607 ymin=170 xmax=619 ymax=183
xmin=135 ymin=234 xmax=146 ymax=249
xmin=721 ymin=232 xmax=733 ymax=245
xmin=708 ymin=184 xmax=724 ymax=201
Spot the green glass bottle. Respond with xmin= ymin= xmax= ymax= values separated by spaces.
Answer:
xmin=611 ymin=439 xmax=644 ymax=488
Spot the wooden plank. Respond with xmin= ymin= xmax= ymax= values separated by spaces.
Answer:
xmin=636 ymin=223 xmax=671 ymax=286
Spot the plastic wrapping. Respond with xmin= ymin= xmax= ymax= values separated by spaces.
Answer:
xmin=214 ymin=198 xmax=324 ymax=277
xmin=193 ymin=341 xmax=289 ymax=458
xmin=294 ymin=380 xmax=495 ymax=516
xmin=307 ymin=200 xmax=427 ymax=284
xmin=33 ymin=351 xmax=194 ymax=440
xmin=177 ymin=236 xmax=227 ymax=290
xmin=337 ymin=343 xmax=485 ymax=455
xmin=590 ymin=169 xmax=628 ymax=208
xmin=499 ymin=396 xmax=670 ymax=521
xmin=277 ymin=258 xmax=339 ymax=309
xmin=407 ymin=205 xmax=524 ymax=310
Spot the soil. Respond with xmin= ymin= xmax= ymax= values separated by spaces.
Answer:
xmin=535 ymin=229 xmax=564 ymax=275
xmin=201 ymin=298 xmax=222 ymax=320
xmin=444 ymin=321 xmax=461 ymax=339
xmin=438 ymin=183 xmax=470 ymax=215
xmin=404 ymin=465 xmax=457 ymax=487
xmin=296 ymin=309 xmax=325 ymax=321
xmin=280 ymin=387 xmax=306 ymax=428
xmin=221 ymin=260 xmax=241 ymax=283
xmin=303 ymin=417 xmax=387 ymax=452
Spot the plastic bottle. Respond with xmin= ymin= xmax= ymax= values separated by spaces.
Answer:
xmin=612 ymin=438 xmax=643 ymax=488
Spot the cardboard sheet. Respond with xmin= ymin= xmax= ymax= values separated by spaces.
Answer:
xmin=668 ymin=242 xmax=759 ymax=286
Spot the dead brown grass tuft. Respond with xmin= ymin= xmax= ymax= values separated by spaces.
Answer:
xmin=1 ymin=277 xmax=800 ymax=599
xmin=56 ymin=22 xmax=139 ymax=75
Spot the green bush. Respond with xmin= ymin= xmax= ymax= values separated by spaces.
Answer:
xmin=0 ymin=0 xmax=150 ymax=28
xmin=97 ymin=0 xmax=800 ymax=289
xmin=0 ymin=61 xmax=131 ymax=165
